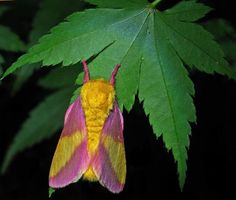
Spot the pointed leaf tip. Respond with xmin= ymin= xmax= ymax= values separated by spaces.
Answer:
xmin=49 ymin=187 xmax=55 ymax=198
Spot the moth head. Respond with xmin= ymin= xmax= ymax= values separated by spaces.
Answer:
xmin=80 ymin=60 xmax=121 ymax=110
xmin=82 ymin=60 xmax=121 ymax=86
xmin=81 ymin=80 xmax=115 ymax=110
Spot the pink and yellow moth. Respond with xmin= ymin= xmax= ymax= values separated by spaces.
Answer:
xmin=49 ymin=60 xmax=126 ymax=193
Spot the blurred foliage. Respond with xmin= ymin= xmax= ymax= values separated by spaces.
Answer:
xmin=0 ymin=5 xmax=25 ymax=82
xmin=1 ymin=0 xmax=85 ymax=173
xmin=12 ymin=0 xmax=86 ymax=93
xmin=204 ymin=19 xmax=236 ymax=67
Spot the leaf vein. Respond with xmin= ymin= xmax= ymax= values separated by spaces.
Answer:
xmin=153 ymin=15 xmax=184 ymax=164
xmin=158 ymin=14 xmax=219 ymax=65
xmin=120 ymin=9 xmax=149 ymax=63
xmin=29 ymin=9 xmax=147 ymax=58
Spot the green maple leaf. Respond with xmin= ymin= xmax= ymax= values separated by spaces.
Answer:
xmin=2 ymin=0 xmax=235 ymax=188
xmin=0 ymin=25 xmax=25 ymax=52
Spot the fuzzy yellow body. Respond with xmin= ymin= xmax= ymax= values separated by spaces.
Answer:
xmin=80 ymin=79 xmax=115 ymax=181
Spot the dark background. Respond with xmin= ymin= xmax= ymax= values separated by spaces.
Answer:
xmin=0 ymin=0 xmax=236 ymax=199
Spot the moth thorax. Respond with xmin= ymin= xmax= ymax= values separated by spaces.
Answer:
xmin=80 ymin=79 xmax=115 ymax=153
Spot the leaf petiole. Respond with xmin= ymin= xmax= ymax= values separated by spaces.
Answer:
xmin=150 ymin=0 xmax=162 ymax=8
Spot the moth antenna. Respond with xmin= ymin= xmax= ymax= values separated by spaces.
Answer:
xmin=82 ymin=60 xmax=90 ymax=83
xmin=110 ymin=64 xmax=121 ymax=86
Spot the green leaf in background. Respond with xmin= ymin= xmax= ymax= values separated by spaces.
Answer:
xmin=0 ymin=5 xmax=24 ymax=82
xmin=204 ymin=19 xmax=236 ymax=66
xmin=0 ymin=25 xmax=25 ymax=52
xmin=0 ymin=6 xmax=9 ymax=16
xmin=29 ymin=0 xmax=85 ymax=42
xmin=12 ymin=0 xmax=85 ymax=93
xmin=164 ymin=0 xmax=212 ymax=22
xmin=0 ymin=66 xmax=2 ymax=78
xmin=0 ymin=54 xmax=3 ymax=78
xmin=38 ymin=65 xmax=80 ymax=89
xmin=2 ymin=0 xmax=236 ymax=188
xmin=0 ymin=54 xmax=4 ymax=64
xmin=12 ymin=63 xmax=41 ymax=93
xmin=1 ymin=88 xmax=73 ymax=173
xmin=2 ymin=64 xmax=79 ymax=172
xmin=84 ymin=0 xmax=147 ymax=8
xmin=204 ymin=19 xmax=235 ymax=39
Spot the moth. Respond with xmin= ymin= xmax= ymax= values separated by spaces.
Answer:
xmin=49 ymin=60 xmax=126 ymax=193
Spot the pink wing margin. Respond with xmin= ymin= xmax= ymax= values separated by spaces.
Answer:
xmin=93 ymin=101 xmax=126 ymax=193
xmin=49 ymin=97 xmax=89 ymax=188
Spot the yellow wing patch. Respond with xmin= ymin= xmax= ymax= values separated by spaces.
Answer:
xmin=103 ymin=135 xmax=126 ymax=184
xmin=49 ymin=132 xmax=84 ymax=178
